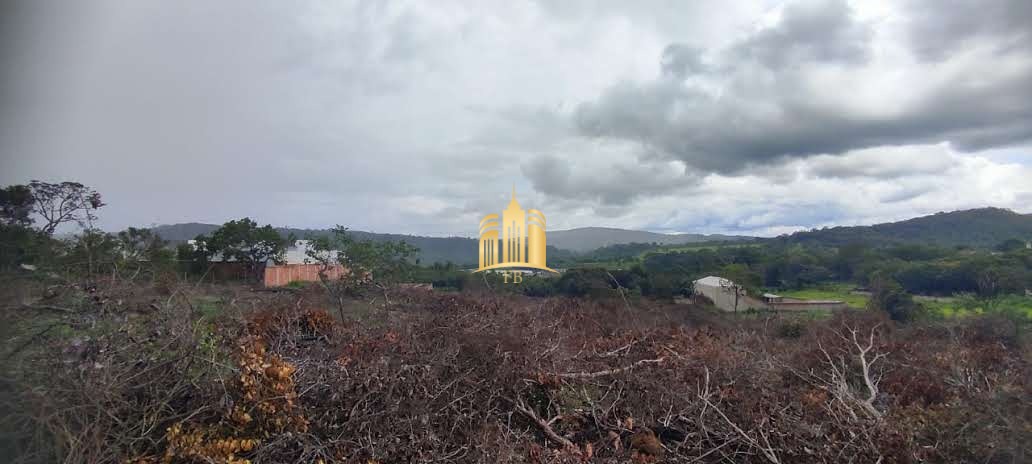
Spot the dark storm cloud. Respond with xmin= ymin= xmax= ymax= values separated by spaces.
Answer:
xmin=2 ymin=0 xmax=1030 ymax=237
xmin=572 ymin=0 xmax=1032 ymax=178
xmin=521 ymin=154 xmax=691 ymax=206
xmin=0 ymin=0 xmax=462 ymax=231
xmin=906 ymin=0 xmax=1032 ymax=61
xmin=728 ymin=0 xmax=871 ymax=69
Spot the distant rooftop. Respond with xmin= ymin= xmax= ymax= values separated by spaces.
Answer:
xmin=694 ymin=276 xmax=731 ymax=287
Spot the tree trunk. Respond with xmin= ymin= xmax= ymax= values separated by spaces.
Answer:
xmin=381 ymin=285 xmax=391 ymax=311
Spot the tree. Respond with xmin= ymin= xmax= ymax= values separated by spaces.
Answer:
xmin=307 ymin=227 xmax=418 ymax=316
xmin=0 ymin=223 xmax=51 ymax=270
xmin=0 ymin=184 xmax=34 ymax=227
xmin=176 ymin=241 xmax=210 ymax=276
xmin=0 ymin=184 xmax=45 ymax=270
xmin=833 ymin=242 xmax=867 ymax=280
xmin=28 ymin=181 xmax=105 ymax=235
xmin=111 ymin=227 xmax=173 ymax=279
xmin=995 ymin=238 xmax=1027 ymax=253
xmin=554 ymin=268 xmax=612 ymax=297
xmin=867 ymin=273 xmax=919 ymax=322
xmin=117 ymin=227 xmax=167 ymax=262
xmin=720 ymin=263 xmax=761 ymax=313
xmin=65 ymin=229 xmax=120 ymax=276
xmin=202 ymin=218 xmax=289 ymax=280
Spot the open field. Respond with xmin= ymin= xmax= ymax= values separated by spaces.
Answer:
xmin=770 ymin=285 xmax=1032 ymax=322
xmin=2 ymin=275 xmax=1030 ymax=463
xmin=776 ymin=283 xmax=869 ymax=309
xmin=921 ymin=294 xmax=1032 ymax=322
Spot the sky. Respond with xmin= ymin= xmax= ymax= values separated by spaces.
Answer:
xmin=2 ymin=0 xmax=1030 ymax=237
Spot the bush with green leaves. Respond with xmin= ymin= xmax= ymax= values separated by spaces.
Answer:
xmin=867 ymin=274 xmax=922 ymax=322
xmin=306 ymin=226 xmax=419 ymax=316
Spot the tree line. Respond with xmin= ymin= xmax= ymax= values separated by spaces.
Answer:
xmin=1 ymin=182 xmax=419 ymax=303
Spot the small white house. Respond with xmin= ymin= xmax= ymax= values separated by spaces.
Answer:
xmin=694 ymin=276 xmax=743 ymax=311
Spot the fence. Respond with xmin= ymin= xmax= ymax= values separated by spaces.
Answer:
xmin=262 ymin=264 xmax=346 ymax=287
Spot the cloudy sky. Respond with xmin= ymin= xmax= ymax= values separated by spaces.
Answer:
xmin=2 ymin=0 xmax=1030 ymax=237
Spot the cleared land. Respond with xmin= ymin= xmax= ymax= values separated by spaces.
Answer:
xmin=2 ymin=276 xmax=1030 ymax=463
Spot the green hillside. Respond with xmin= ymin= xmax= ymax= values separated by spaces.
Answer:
xmin=774 ymin=208 xmax=1032 ymax=248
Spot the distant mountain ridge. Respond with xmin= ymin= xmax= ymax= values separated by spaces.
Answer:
xmin=148 ymin=208 xmax=1032 ymax=266
xmin=775 ymin=207 xmax=1032 ymax=248
xmin=547 ymin=227 xmax=750 ymax=252
xmin=148 ymin=223 xmax=750 ymax=265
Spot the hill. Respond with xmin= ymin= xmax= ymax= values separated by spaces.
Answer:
xmin=149 ymin=208 xmax=1030 ymax=265
xmin=547 ymin=227 xmax=750 ymax=252
xmin=149 ymin=224 xmax=749 ymax=266
xmin=776 ymin=207 xmax=1032 ymax=248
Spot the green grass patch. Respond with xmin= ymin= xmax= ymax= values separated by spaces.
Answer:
xmin=193 ymin=296 xmax=223 ymax=322
xmin=777 ymin=283 xmax=868 ymax=309
xmin=921 ymin=294 xmax=1032 ymax=322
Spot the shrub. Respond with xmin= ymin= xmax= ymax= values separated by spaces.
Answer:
xmin=775 ymin=320 xmax=805 ymax=338
xmin=868 ymin=273 xmax=922 ymax=321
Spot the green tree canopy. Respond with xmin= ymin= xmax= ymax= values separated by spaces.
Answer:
xmin=996 ymin=238 xmax=1027 ymax=253
xmin=307 ymin=226 xmax=419 ymax=313
xmin=867 ymin=273 xmax=920 ymax=322
xmin=0 ymin=185 xmax=34 ymax=227
xmin=117 ymin=227 xmax=168 ymax=262
xmin=202 ymin=218 xmax=289 ymax=278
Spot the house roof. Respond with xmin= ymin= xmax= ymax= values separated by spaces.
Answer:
xmin=694 ymin=275 xmax=731 ymax=287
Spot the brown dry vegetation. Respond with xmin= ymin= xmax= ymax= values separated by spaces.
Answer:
xmin=1 ymin=275 xmax=1030 ymax=463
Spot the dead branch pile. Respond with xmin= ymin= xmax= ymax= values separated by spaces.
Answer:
xmin=1 ymin=280 xmax=1029 ymax=463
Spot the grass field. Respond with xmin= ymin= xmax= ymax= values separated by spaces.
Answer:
xmin=921 ymin=294 xmax=1032 ymax=322
xmin=777 ymin=283 xmax=868 ymax=309
xmin=774 ymin=284 xmax=1032 ymax=322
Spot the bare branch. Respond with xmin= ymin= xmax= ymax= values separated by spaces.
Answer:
xmin=512 ymin=397 xmax=577 ymax=450
xmin=697 ymin=370 xmax=781 ymax=464
xmin=557 ymin=357 xmax=666 ymax=379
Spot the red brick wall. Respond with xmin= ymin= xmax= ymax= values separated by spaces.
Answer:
xmin=263 ymin=264 xmax=346 ymax=287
